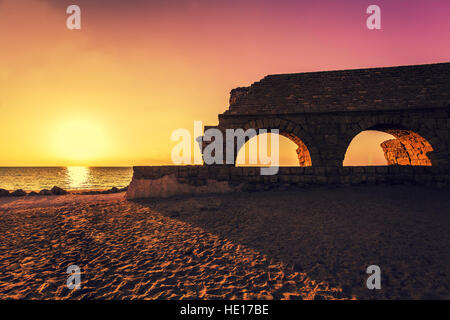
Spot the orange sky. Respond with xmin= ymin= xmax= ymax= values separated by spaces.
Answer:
xmin=0 ymin=0 xmax=448 ymax=166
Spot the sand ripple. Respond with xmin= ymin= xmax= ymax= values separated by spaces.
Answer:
xmin=1 ymin=185 xmax=448 ymax=300
xmin=0 ymin=194 xmax=344 ymax=300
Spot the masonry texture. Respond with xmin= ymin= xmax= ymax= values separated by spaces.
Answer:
xmin=380 ymin=139 xmax=411 ymax=165
xmin=128 ymin=63 xmax=449 ymax=199
xmin=126 ymin=165 xmax=449 ymax=199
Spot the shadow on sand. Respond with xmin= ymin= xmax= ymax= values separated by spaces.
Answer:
xmin=134 ymin=185 xmax=450 ymax=299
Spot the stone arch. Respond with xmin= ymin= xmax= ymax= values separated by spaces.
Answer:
xmin=379 ymin=129 xmax=433 ymax=165
xmin=340 ymin=118 xmax=440 ymax=166
xmin=230 ymin=118 xmax=318 ymax=166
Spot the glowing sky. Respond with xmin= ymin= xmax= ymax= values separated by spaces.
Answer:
xmin=0 ymin=0 xmax=449 ymax=166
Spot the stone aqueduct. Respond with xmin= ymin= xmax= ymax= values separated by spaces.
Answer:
xmin=206 ymin=62 xmax=448 ymax=168
xmin=127 ymin=63 xmax=449 ymax=199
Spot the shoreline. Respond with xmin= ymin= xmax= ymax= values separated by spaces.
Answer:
xmin=0 ymin=186 xmax=128 ymax=197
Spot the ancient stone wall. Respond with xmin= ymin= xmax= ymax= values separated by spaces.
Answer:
xmin=210 ymin=63 xmax=449 ymax=168
xmin=128 ymin=63 xmax=449 ymax=199
xmin=226 ymin=63 xmax=449 ymax=115
xmin=213 ymin=107 xmax=448 ymax=168
xmin=126 ymin=165 xmax=449 ymax=199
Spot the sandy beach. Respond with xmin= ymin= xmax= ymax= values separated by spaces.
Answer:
xmin=0 ymin=186 xmax=448 ymax=300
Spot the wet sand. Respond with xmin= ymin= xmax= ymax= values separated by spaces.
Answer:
xmin=0 ymin=186 xmax=448 ymax=299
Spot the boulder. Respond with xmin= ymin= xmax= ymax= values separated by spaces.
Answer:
xmin=109 ymin=187 xmax=120 ymax=193
xmin=39 ymin=189 xmax=52 ymax=195
xmin=11 ymin=189 xmax=26 ymax=197
xmin=0 ymin=189 xmax=10 ymax=197
xmin=51 ymin=186 xmax=67 ymax=195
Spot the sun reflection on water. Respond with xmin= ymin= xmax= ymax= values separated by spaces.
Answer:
xmin=67 ymin=166 xmax=90 ymax=189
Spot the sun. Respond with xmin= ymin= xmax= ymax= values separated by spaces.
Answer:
xmin=52 ymin=118 xmax=109 ymax=163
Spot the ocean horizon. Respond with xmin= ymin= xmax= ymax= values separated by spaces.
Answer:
xmin=0 ymin=167 xmax=133 ymax=191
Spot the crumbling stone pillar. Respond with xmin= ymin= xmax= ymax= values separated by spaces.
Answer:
xmin=384 ymin=130 xmax=433 ymax=166
xmin=380 ymin=139 xmax=411 ymax=165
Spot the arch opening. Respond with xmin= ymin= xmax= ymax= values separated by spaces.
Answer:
xmin=235 ymin=132 xmax=312 ymax=167
xmin=343 ymin=128 xmax=433 ymax=166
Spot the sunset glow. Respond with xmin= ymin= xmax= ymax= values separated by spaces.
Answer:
xmin=67 ymin=166 xmax=89 ymax=189
xmin=343 ymin=131 xmax=395 ymax=166
xmin=52 ymin=119 xmax=109 ymax=163
xmin=0 ymin=0 xmax=449 ymax=166
xmin=0 ymin=0 xmax=448 ymax=303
